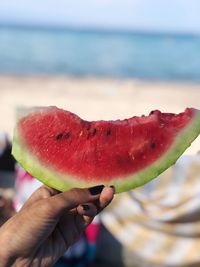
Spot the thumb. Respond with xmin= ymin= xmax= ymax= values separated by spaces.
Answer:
xmin=45 ymin=186 xmax=104 ymax=218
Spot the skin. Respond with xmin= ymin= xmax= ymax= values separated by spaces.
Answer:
xmin=0 ymin=185 xmax=114 ymax=267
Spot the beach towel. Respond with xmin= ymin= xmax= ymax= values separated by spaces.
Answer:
xmin=101 ymin=154 xmax=200 ymax=267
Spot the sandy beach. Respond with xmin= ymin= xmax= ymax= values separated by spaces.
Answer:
xmin=1 ymin=75 xmax=200 ymax=154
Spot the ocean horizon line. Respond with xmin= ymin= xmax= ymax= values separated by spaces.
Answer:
xmin=0 ymin=22 xmax=200 ymax=38
xmin=0 ymin=73 xmax=200 ymax=84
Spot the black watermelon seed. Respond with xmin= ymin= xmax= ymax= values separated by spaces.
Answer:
xmin=106 ymin=129 xmax=112 ymax=136
xmin=92 ymin=128 xmax=97 ymax=136
xmin=151 ymin=143 xmax=156 ymax=149
xmin=65 ymin=132 xmax=71 ymax=139
xmin=56 ymin=133 xmax=63 ymax=140
xmin=86 ymin=124 xmax=91 ymax=131
xmin=86 ymin=128 xmax=97 ymax=139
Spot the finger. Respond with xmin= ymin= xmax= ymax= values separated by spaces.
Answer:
xmin=76 ymin=187 xmax=115 ymax=233
xmin=77 ymin=203 xmax=98 ymax=217
xmin=21 ymin=185 xmax=59 ymax=210
xmin=96 ymin=186 xmax=115 ymax=213
xmin=77 ymin=203 xmax=98 ymax=231
xmin=57 ymin=203 xmax=98 ymax=248
xmin=46 ymin=185 xmax=104 ymax=218
xmin=60 ymin=203 xmax=98 ymax=233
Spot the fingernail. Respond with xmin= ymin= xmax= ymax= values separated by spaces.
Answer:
xmin=89 ymin=185 xmax=104 ymax=195
xmin=81 ymin=204 xmax=90 ymax=211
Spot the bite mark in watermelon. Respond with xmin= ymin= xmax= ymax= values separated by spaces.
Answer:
xmin=12 ymin=107 xmax=200 ymax=193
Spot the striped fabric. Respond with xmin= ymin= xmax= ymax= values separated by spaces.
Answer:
xmin=101 ymin=154 xmax=200 ymax=266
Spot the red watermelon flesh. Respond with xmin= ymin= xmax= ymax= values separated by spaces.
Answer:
xmin=12 ymin=107 xmax=200 ymax=193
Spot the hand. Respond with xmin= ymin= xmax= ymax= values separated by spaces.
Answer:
xmin=0 ymin=185 xmax=114 ymax=267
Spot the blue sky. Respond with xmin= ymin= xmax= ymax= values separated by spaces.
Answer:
xmin=0 ymin=0 xmax=200 ymax=33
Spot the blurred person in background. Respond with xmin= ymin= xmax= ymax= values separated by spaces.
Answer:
xmin=0 ymin=132 xmax=15 ymax=226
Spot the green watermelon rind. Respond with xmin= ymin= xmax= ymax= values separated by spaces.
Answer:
xmin=12 ymin=110 xmax=200 ymax=193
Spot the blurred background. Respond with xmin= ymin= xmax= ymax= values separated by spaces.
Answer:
xmin=1 ymin=1 xmax=200 ymax=267
xmin=1 ymin=0 xmax=200 ymax=80
xmin=0 ymin=0 xmax=200 ymax=147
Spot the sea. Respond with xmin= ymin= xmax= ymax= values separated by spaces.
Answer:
xmin=0 ymin=25 xmax=200 ymax=81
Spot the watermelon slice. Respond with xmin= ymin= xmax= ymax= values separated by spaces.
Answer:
xmin=12 ymin=107 xmax=200 ymax=193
